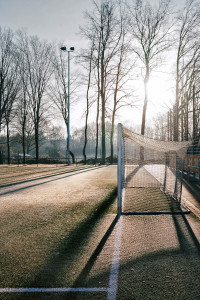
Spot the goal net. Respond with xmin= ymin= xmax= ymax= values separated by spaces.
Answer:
xmin=117 ymin=124 xmax=191 ymax=215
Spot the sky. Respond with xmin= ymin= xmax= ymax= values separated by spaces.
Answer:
xmin=0 ymin=0 xmax=92 ymax=44
xmin=0 ymin=0 xmax=186 ymax=130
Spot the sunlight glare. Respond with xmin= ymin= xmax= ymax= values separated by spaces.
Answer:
xmin=148 ymin=75 xmax=172 ymax=108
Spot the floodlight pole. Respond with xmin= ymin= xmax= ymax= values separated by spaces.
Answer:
xmin=60 ymin=46 xmax=75 ymax=165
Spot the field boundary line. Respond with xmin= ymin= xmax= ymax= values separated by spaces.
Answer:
xmin=107 ymin=216 xmax=123 ymax=300
xmin=0 ymin=287 xmax=108 ymax=293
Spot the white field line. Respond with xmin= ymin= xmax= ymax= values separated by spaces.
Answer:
xmin=0 ymin=219 xmax=123 ymax=296
xmin=0 ymin=287 xmax=108 ymax=293
xmin=107 ymin=216 xmax=123 ymax=300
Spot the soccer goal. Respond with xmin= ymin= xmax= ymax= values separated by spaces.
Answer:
xmin=117 ymin=124 xmax=191 ymax=215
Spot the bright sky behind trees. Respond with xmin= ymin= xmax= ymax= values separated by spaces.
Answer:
xmin=0 ymin=0 xmax=187 ymax=128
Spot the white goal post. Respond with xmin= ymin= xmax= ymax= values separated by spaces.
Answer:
xmin=117 ymin=123 xmax=191 ymax=215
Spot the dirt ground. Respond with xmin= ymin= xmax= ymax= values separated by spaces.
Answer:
xmin=0 ymin=164 xmax=96 ymax=187
xmin=0 ymin=165 xmax=199 ymax=300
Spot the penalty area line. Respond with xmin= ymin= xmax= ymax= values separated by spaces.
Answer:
xmin=0 ymin=287 xmax=108 ymax=293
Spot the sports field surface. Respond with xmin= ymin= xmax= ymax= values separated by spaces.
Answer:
xmin=0 ymin=165 xmax=200 ymax=299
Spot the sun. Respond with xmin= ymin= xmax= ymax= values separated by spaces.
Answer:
xmin=147 ymin=73 xmax=174 ymax=115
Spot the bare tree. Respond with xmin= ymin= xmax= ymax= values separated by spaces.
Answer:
xmin=128 ymin=0 xmax=172 ymax=136
xmin=81 ymin=0 xmax=124 ymax=164
xmin=4 ymin=65 xmax=21 ymax=164
xmin=15 ymin=46 xmax=31 ymax=164
xmin=82 ymin=39 xmax=95 ymax=163
xmin=0 ymin=27 xmax=21 ymax=163
xmin=49 ymin=47 xmax=78 ymax=163
xmin=174 ymin=0 xmax=200 ymax=140
xmin=18 ymin=31 xmax=53 ymax=164
xmin=108 ymin=23 xmax=136 ymax=164
xmin=0 ymin=27 xmax=15 ymax=130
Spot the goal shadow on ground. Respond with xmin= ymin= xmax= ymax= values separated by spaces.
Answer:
xmin=70 ymin=213 xmax=200 ymax=300
xmin=25 ymin=187 xmax=118 ymax=288
xmin=1 ymin=201 xmax=199 ymax=299
xmin=172 ymin=213 xmax=200 ymax=253
xmin=72 ymin=215 xmax=119 ymax=287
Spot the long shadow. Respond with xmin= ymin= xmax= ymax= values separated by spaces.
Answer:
xmin=182 ymin=176 xmax=200 ymax=205
xmin=125 ymin=164 xmax=144 ymax=186
xmin=172 ymin=213 xmax=200 ymax=254
xmin=0 ymin=165 xmax=102 ymax=189
xmin=126 ymin=163 xmax=162 ymax=188
xmin=0 ymin=166 xmax=107 ymax=196
xmin=13 ymin=245 xmax=200 ymax=300
xmin=27 ymin=187 xmax=117 ymax=288
xmin=72 ymin=214 xmax=119 ymax=287
xmin=30 ymin=212 xmax=199 ymax=299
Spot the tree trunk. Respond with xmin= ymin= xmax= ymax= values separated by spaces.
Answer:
xmin=100 ymin=44 xmax=106 ymax=164
xmin=110 ymin=111 xmax=115 ymax=165
xmin=181 ymin=97 xmax=184 ymax=141
xmin=35 ymin=124 xmax=39 ymax=165
xmin=6 ymin=121 xmax=10 ymax=165
xmin=95 ymin=52 xmax=101 ymax=164
xmin=140 ymin=65 xmax=149 ymax=161
xmin=65 ymin=119 xmax=75 ymax=164
xmin=141 ymin=65 xmax=149 ymax=136
xmin=22 ymin=117 xmax=26 ymax=164
xmin=174 ymin=61 xmax=179 ymax=141
xmin=83 ymin=44 xmax=93 ymax=164
xmin=101 ymin=98 xmax=106 ymax=164
xmin=70 ymin=150 xmax=75 ymax=164
xmin=0 ymin=150 xmax=3 ymax=164
xmin=95 ymin=94 xmax=99 ymax=164
xmin=185 ymin=92 xmax=189 ymax=141
xmin=83 ymin=116 xmax=88 ymax=163
xmin=193 ymin=85 xmax=196 ymax=141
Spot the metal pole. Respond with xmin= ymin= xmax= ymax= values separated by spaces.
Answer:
xmin=67 ymin=50 xmax=70 ymax=165
xmin=60 ymin=46 xmax=74 ymax=165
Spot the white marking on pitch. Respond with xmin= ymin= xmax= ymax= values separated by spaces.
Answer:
xmin=0 ymin=287 xmax=107 ymax=293
xmin=0 ymin=217 xmax=123 ymax=299
xmin=107 ymin=216 xmax=123 ymax=300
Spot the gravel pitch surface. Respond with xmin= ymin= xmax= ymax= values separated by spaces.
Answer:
xmin=0 ymin=165 xmax=199 ymax=300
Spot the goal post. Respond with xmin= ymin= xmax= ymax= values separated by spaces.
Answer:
xmin=117 ymin=124 xmax=191 ymax=215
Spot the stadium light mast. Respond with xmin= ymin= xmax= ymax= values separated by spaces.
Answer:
xmin=60 ymin=46 xmax=75 ymax=165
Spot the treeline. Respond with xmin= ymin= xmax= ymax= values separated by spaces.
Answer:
xmin=0 ymin=0 xmax=200 ymax=165
xmin=77 ymin=0 xmax=200 ymax=160
xmin=152 ymin=0 xmax=200 ymax=143
xmin=0 ymin=123 xmax=117 ymax=163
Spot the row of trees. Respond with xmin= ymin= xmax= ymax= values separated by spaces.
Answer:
xmin=0 ymin=122 xmax=116 ymax=163
xmin=80 ymin=0 xmax=174 ymax=163
xmin=0 ymin=29 xmax=53 ymax=164
xmin=0 ymin=0 xmax=200 ymax=165
xmin=152 ymin=0 xmax=200 ymax=143
xmin=80 ymin=0 xmax=200 ymax=163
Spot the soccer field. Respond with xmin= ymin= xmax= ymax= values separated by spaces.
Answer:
xmin=0 ymin=165 xmax=200 ymax=300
